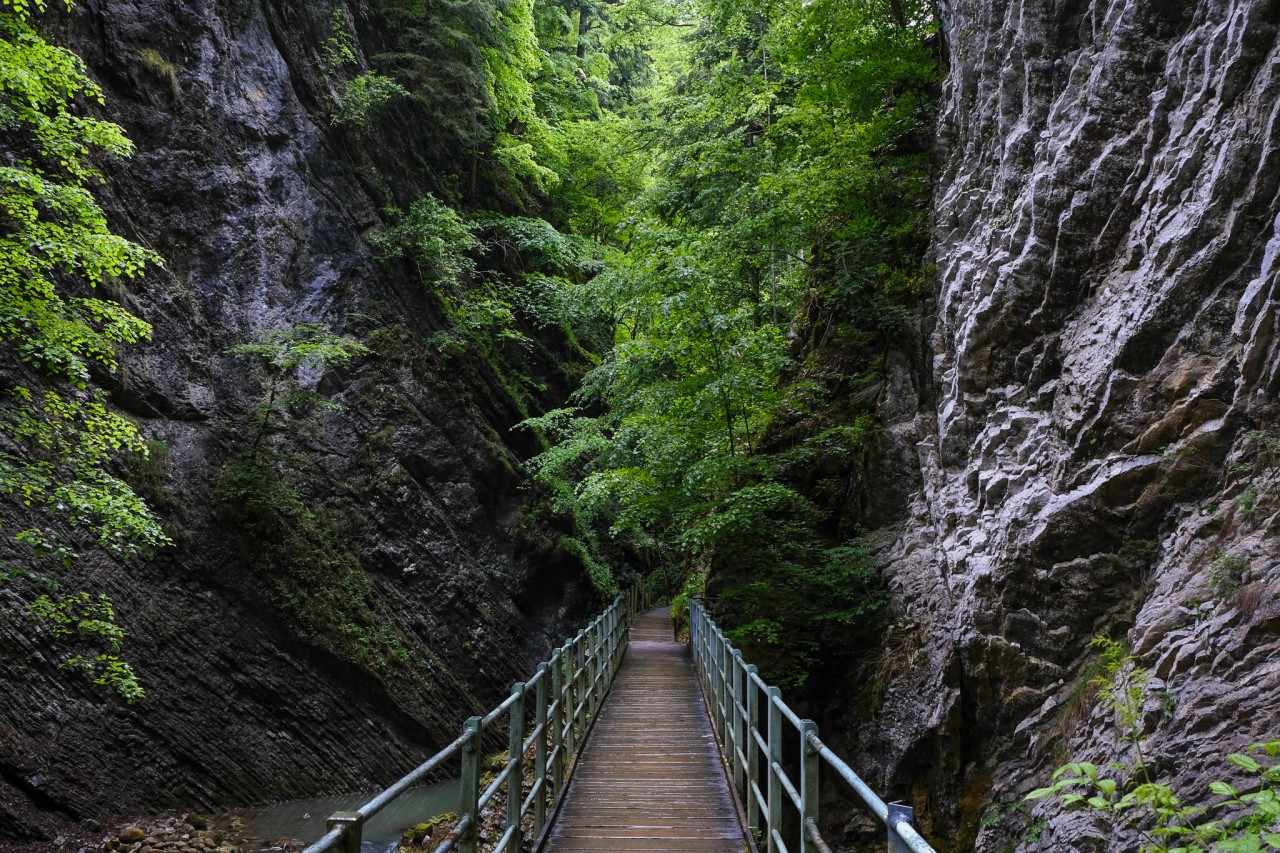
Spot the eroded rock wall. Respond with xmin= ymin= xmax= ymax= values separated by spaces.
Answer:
xmin=852 ymin=0 xmax=1280 ymax=849
xmin=0 ymin=1 xmax=591 ymax=841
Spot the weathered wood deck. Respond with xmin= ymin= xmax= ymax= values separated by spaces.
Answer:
xmin=542 ymin=607 xmax=747 ymax=852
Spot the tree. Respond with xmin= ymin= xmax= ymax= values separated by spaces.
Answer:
xmin=226 ymin=323 xmax=370 ymax=454
xmin=0 ymin=0 xmax=168 ymax=700
xmin=520 ymin=0 xmax=938 ymax=685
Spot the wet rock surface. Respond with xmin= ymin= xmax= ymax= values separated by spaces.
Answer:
xmin=843 ymin=0 xmax=1280 ymax=850
xmin=0 ymin=0 xmax=591 ymax=843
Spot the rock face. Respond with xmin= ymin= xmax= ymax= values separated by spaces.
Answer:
xmin=847 ymin=0 xmax=1280 ymax=849
xmin=0 ymin=1 xmax=592 ymax=842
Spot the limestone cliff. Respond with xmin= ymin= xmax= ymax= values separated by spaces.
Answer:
xmin=0 ymin=1 xmax=592 ymax=841
xmin=851 ymin=0 xmax=1280 ymax=849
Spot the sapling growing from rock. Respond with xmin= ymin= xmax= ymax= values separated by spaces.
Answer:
xmin=1028 ymin=636 xmax=1280 ymax=850
xmin=226 ymin=322 xmax=370 ymax=454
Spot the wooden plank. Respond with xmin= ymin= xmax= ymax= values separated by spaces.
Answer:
xmin=542 ymin=608 xmax=747 ymax=853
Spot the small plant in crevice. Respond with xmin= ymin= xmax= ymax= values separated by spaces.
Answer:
xmin=26 ymin=588 xmax=145 ymax=702
xmin=1028 ymin=635 xmax=1280 ymax=851
xmin=226 ymin=322 xmax=370 ymax=455
xmin=334 ymin=72 xmax=409 ymax=127
xmin=320 ymin=9 xmax=358 ymax=74
xmin=1208 ymin=552 xmax=1251 ymax=598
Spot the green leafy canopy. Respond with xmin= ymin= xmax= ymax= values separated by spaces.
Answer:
xmin=0 ymin=0 xmax=169 ymax=700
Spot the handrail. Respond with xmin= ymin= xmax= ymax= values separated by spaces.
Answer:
xmin=690 ymin=601 xmax=938 ymax=853
xmin=302 ymin=594 xmax=629 ymax=853
xmin=624 ymin=580 xmax=653 ymax=615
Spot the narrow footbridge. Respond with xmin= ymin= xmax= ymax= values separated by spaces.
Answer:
xmin=303 ymin=592 xmax=937 ymax=853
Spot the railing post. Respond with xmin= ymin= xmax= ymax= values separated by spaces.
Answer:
xmin=690 ymin=603 xmax=699 ymax=673
xmin=766 ymin=686 xmax=783 ymax=853
xmin=592 ymin=617 xmax=603 ymax=715
xmin=565 ymin=640 xmax=578 ymax=761
xmin=887 ymin=803 xmax=916 ymax=853
xmin=459 ymin=716 xmax=483 ymax=853
xmin=506 ymin=683 xmax=525 ymax=852
xmin=731 ymin=651 xmax=745 ymax=791
xmin=550 ymin=649 xmax=565 ymax=801
xmin=721 ymin=639 xmax=732 ymax=745
xmin=612 ymin=602 xmax=624 ymax=670
xmin=533 ymin=663 xmax=549 ymax=837
xmin=574 ymin=632 xmax=587 ymax=741
xmin=325 ymin=812 xmax=361 ymax=853
xmin=800 ymin=720 xmax=820 ymax=853
xmin=711 ymin=636 xmax=724 ymax=736
xmin=745 ymin=663 xmax=761 ymax=831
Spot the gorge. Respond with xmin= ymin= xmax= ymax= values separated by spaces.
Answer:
xmin=1 ymin=1 xmax=1278 ymax=852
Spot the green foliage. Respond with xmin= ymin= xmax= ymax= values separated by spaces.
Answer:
xmin=372 ymin=195 xmax=477 ymax=288
xmin=333 ymin=72 xmax=409 ymax=127
xmin=669 ymin=567 xmax=707 ymax=637
xmin=1086 ymin=636 xmax=1153 ymax=776
xmin=27 ymin=589 xmax=144 ymax=701
xmin=227 ymin=323 xmax=370 ymax=453
xmin=0 ymin=0 xmax=168 ymax=700
xmin=1209 ymin=552 xmax=1251 ymax=597
xmin=514 ymin=0 xmax=934 ymax=685
xmin=1027 ymin=743 xmax=1280 ymax=852
xmin=1030 ymin=635 xmax=1280 ymax=850
xmin=320 ymin=9 xmax=358 ymax=73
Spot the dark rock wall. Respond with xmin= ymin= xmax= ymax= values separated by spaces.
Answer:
xmin=847 ymin=0 xmax=1280 ymax=849
xmin=0 ymin=0 xmax=591 ymax=841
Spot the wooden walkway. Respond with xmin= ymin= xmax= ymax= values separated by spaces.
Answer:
xmin=542 ymin=608 xmax=747 ymax=852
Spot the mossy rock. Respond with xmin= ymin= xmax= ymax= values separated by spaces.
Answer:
xmin=401 ymin=812 xmax=457 ymax=848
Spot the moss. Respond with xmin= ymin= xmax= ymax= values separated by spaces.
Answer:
xmin=137 ymin=48 xmax=180 ymax=94
xmin=217 ymin=458 xmax=413 ymax=675
xmin=401 ymin=812 xmax=457 ymax=849
xmin=558 ymin=534 xmax=616 ymax=597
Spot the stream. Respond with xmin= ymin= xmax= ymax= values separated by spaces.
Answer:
xmin=225 ymin=779 xmax=459 ymax=852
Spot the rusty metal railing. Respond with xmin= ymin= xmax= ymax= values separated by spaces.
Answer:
xmin=302 ymin=594 xmax=628 ymax=853
xmin=690 ymin=600 xmax=938 ymax=853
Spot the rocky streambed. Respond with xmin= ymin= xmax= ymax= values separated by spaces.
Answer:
xmin=2 ymin=816 xmax=303 ymax=853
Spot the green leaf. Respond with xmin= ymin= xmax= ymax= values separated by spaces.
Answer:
xmin=1231 ymin=754 xmax=1264 ymax=774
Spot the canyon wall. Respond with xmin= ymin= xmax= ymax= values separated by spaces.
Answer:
xmin=852 ymin=0 xmax=1280 ymax=849
xmin=0 ymin=1 xmax=591 ymax=841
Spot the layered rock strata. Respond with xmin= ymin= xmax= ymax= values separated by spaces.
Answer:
xmin=852 ymin=0 xmax=1280 ymax=849
xmin=0 ymin=1 xmax=590 ymax=841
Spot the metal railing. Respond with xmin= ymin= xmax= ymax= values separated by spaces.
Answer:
xmin=690 ymin=601 xmax=937 ymax=853
xmin=624 ymin=580 xmax=652 ymax=615
xmin=303 ymin=595 xmax=629 ymax=853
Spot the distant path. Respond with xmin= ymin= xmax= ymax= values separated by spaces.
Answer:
xmin=541 ymin=607 xmax=746 ymax=852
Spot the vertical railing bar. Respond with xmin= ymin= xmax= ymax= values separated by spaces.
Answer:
xmin=506 ymin=683 xmax=525 ymax=853
xmin=550 ymin=650 xmax=563 ymax=803
xmin=324 ymin=814 xmax=360 ymax=853
xmin=766 ymin=687 xmax=783 ymax=853
xmin=800 ymin=719 xmax=819 ymax=853
xmin=722 ymin=638 xmax=733 ymax=757
xmin=459 ymin=716 xmax=482 ymax=853
xmin=533 ymin=663 xmax=549 ymax=838
xmin=887 ymin=803 xmax=916 ymax=853
xmin=732 ymin=651 xmax=745 ymax=793
xmin=575 ymin=631 xmax=587 ymax=740
xmin=745 ymin=663 xmax=761 ymax=832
